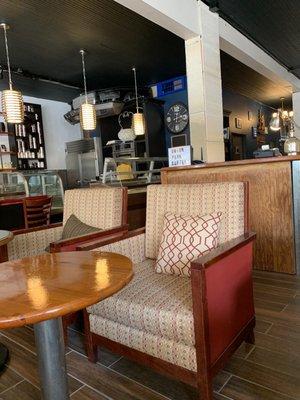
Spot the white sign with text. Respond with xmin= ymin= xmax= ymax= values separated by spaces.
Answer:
xmin=168 ymin=145 xmax=192 ymax=167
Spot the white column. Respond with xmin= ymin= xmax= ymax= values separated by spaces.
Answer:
xmin=293 ymin=92 xmax=300 ymax=138
xmin=185 ymin=3 xmax=224 ymax=162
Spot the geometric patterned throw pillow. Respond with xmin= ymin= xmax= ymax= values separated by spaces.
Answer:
xmin=155 ymin=211 xmax=222 ymax=277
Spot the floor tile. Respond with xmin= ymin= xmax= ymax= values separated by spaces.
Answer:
xmin=234 ymin=343 xmax=254 ymax=359
xmin=0 ymin=327 xmax=36 ymax=354
xmin=66 ymin=351 xmax=167 ymax=400
xmin=247 ymin=347 xmax=300 ymax=380
xmin=0 ymin=381 xmax=40 ymax=400
xmin=254 ymin=319 xmax=272 ymax=334
xmin=0 ymin=367 xmax=23 ymax=394
xmin=71 ymin=385 xmax=109 ymax=400
xmin=221 ymin=376 xmax=294 ymax=400
xmin=254 ymin=331 xmax=300 ymax=355
xmin=224 ymin=356 xmax=300 ymax=398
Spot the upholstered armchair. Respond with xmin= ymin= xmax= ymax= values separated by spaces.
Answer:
xmin=7 ymin=186 xmax=128 ymax=260
xmin=80 ymin=182 xmax=256 ymax=400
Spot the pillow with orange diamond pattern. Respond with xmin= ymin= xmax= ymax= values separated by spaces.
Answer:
xmin=155 ymin=211 xmax=222 ymax=277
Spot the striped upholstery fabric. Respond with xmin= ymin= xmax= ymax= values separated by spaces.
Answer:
xmin=145 ymin=183 xmax=245 ymax=259
xmin=62 ymin=214 xmax=100 ymax=239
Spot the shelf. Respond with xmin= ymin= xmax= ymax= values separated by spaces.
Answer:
xmin=0 ymin=132 xmax=14 ymax=136
xmin=0 ymin=151 xmax=17 ymax=155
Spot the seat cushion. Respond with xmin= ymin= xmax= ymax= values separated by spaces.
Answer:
xmin=156 ymin=211 xmax=222 ymax=277
xmin=87 ymin=259 xmax=194 ymax=347
xmin=89 ymin=315 xmax=197 ymax=372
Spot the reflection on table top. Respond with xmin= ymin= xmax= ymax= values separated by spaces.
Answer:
xmin=0 ymin=251 xmax=133 ymax=329
xmin=0 ymin=230 xmax=13 ymax=246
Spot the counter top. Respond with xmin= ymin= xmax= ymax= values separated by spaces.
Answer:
xmin=161 ymin=155 xmax=300 ymax=173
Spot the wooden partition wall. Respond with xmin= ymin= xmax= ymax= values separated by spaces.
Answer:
xmin=161 ymin=156 xmax=300 ymax=275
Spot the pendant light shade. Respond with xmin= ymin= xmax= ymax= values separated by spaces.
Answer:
xmin=132 ymin=67 xmax=145 ymax=136
xmin=0 ymin=23 xmax=24 ymax=124
xmin=80 ymin=103 xmax=96 ymax=131
xmin=269 ymin=112 xmax=281 ymax=131
xmin=79 ymin=49 xmax=96 ymax=131
xmin=2 ymin=89 xmax=24 ymax=123
xmin=132 ymin=112 xmax=145 ymax=136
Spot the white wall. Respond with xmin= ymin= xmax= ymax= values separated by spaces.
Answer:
xmin=23 ymin=96 xmax=81 ymax=170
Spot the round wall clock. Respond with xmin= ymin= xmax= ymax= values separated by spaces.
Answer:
xmin=165 ymin=102 xmax=189 ymax=134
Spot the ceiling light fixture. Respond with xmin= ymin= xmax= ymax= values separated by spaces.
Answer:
xmin=132 ymin=67 xmax=145 ymax=136
xmin=79 ymin=49 xmax=96 ymax=131
xmin=269 ymin=97 xmax=293 ymax=133
xmin=0 ymin=23 xmax=24 ymax=124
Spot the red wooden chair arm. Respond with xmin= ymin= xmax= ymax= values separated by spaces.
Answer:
xmin=75 ymin=227 xmax=146 ymax=251
xmin=49 ymin=225 xmax=129 ymax=253
xmin=192 ymin=232 xmax=256 ymax=269
xmin=191 ymin=231 xmax=256 ymax=376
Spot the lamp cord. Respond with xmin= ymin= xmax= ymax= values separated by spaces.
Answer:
xmin=3 ymin=26 xmax=12 ymax=90
xmin=132 ymin=67 xmax=139 ymax=113
xmin=80 ymin=50 xmax=88 ymax=104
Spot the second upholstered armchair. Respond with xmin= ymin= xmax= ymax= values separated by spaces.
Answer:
xmin=6 ymin=186 xmax=128 ymax=260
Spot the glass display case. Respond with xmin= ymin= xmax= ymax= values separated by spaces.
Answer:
xmin=0 ymin=170 xmax=64 ymax=210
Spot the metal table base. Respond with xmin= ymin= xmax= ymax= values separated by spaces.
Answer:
xmin=34 ymin=317 xmax=69 ymax=400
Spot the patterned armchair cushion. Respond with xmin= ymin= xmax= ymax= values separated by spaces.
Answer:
xmin=87 ymin=259 xmax=194 ymax=347
xmin=155 ymin=211 xmax=222 ymax=277
xmin=63 ymin=187 xmax=124 ymax=229
xmin=145 ymin=183 xmax=245 ymax=259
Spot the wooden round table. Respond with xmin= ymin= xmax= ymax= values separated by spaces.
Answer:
xmin=0 ymin=251 xmax=133 ymax=400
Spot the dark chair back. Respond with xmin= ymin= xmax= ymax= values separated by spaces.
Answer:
xmin=23 ymin=195 xmax=52 ymax=229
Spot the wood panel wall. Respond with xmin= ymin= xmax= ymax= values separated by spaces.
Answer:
xmin=161 ymin=161 xmax=295 ymax=274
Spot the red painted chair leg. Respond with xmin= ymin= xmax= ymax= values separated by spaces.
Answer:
xmin=245 ymin=328 xmax=255 ymax=345
xmin=82 ymin=309 xmax=98 ymax=363
xmin=197 ymin=377 xmax=213 ymax=400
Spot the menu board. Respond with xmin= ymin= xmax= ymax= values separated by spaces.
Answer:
xmin=168 ymin=145 xmax=192 ymax=167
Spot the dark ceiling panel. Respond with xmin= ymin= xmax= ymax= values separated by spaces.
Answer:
xmin=205 ymin=0 xmax=300 ymax=79
xmin=221 ymin=51 xmax=292 ymax=109
xmin=0 ymin=0 xmax=186 ymax=102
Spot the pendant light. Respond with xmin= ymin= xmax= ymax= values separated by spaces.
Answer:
xmin=0 ymin=23 xmax=24 ymax=124
xmin=79 ymin=50 xmax=96 ymax=131
xmin=132 ymin=67 xmax=145 ymax=136
xmin=269 ymin=111 xmax=281 ymax=131
xmin=269 ymin=97 xmax=293 ymax=132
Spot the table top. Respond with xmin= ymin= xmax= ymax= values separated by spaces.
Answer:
xmin=0 ymin=251 xmax=133 ymax=329
xmin=0 ymin=230 xmax=13 ymax=246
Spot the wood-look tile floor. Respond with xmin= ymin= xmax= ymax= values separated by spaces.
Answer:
xmin=0 ymin=270 xmax=299 ymax=399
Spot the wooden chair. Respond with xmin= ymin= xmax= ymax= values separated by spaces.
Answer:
xmin=79 ymin=182 xmax=256 ymax=400
xmin=23 ymin=195 xmax=52 ymax=229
